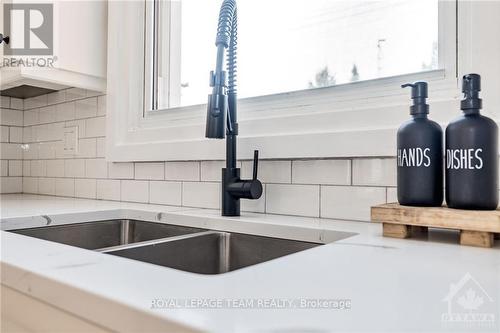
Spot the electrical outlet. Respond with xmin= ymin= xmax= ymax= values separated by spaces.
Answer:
xmin=63 ymin=126 xmax=78 ymax=155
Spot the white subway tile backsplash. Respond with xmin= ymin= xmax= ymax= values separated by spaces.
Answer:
xmin=75 ymin=178 xmax=97 ymax=198
xmin=8 ymin=160 xmax=22 ymax=176
xmin=39 ymin=105 xmax=56 ymax=124
xmin=352 ymin=158 xmax=397 ymax=186
xmin=24 ymin=110 xmax=39 ymax=126
xmin=108 ymin=162 xmax=134 ymax=179
xmin=201 ymin=161 xmax=225 ymax=181
xmin=54 ymin=141 xmax=66 ymax=159
xmin=85 ymin=159 xmax=108 ymax=178
xmin=204 ymin=161 xmax=244 ymax=181
xmin=0 ymin=97 xmax=10 ymax=108
xmin=35 ymin=123 xmax=62 ymax=142
xmin=266 ymin=184 xmax=319 ymax=217
xmin=292 ymin=159 xmax=351 ymax=185
xmin=46 ymin=160 xmax=65 ymax=177
xmin=14 ymin=92 xmax=409 ymax=221
xmin=9 ymin=127 xmax=23 ymax=143
xmin=1 ymin=143 xmax=23 ymax=159
xmin=96 ymin=179 xmax=121 ymax=200
xmin=0 ymin=108 xmax=23 ymax=126
xmin=23 ymin=177 xmax=38 ymax=193
xmin=30 ymin=125 xmax=41 ymax=142
xmin=200 ymin=161 xmax=243 ymax=181
xmin=77 ymin=138 xmax=97 ymax=158
xmin=97 ymin=96 xmax=106 ymax=116
xmin=1 ymin=177 xmax=22 ymax=193
xmin=47 ymin=91 xmax=66 ymax=105
xmin=30 ymin=160 xmax=47 ymax=177
xmin=48 ymin=123 xmax=64 ymax=141
xmin=23 ymin=143 xmax=39 ymax=160
xmin=23 ymin=161 xmax=30 ymax=176
xmin=65 ymin=119 xmax=85 ymax=138
xmin=121 ymin=180 xmax=149 ymax=203
xmin=75 ymin=98 xmax=98 ymax=119
xmin=10 ymin=98 xmax=23 ymax=110
xmin=135 ymin=162 xmax=164 ymax=180
xmin=182 ymin=182 xmax=219 ymax=209
xmin=96 ymin=137 xmax=106 ymax=157
xmin=84 ymin=117 xmax=106 ymax=137
xmin=1 ymin=160 xmax=7 ymax=176
xmin=55 ymin=178 xmax=75 ymax=197
xmin=0 ymin=126 xmax=9 ymax=142
xmin=24 ymin=95 xmax=47 ymax=109
xmin=165 ymin=162 xmax=200 ymax=181
xmin=33 ymin=124 xmax=48 ymax=142
xmin=23 ymin=160 xmax=31 ymax=177
xmin=38 ymin=177 xmax=56 ymax=195
xmin=150 ymin=181 xmax=182 ymax=206
xmin=321 ymin=186 xmax=386 ymax=221
xmin=22 ymin=127 xmax=32 ymax=143
xmin=241 ymin=160 xmax=291 ymax=184
xmin=386 ymin=187 xmax=397 ymax=203
xmin=56 ymin=102 xmax=76 ymax=122
xmin=65 ymin=159 xmax=85 ymax=178
xmin=38 ymin=142 xmax=57 ymax=159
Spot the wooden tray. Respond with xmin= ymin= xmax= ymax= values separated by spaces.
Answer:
xmin=371 ymin=203 xmax=500 ymax=248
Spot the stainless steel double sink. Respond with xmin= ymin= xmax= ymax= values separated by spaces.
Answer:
xmin=10 ymin=220 xmax=328 ymax=274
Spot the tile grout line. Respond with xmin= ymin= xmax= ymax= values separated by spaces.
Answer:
xmin=263 ymin=184 xmax=267 ymax=214
xmin=318 ymin=184 xmax=322 ymax=218
xmin=350 ymin=158 xmax=353 ymax=185
xmin=180 ymin=181 xmax=184 ymax=207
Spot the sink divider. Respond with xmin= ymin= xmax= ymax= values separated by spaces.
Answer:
xmin=97 ymin=231 xmax=220 ymax=253
xmin=119 ymin=219 xmax=130 ymax=245
xmin=218 ymin=232 xmax=231 ymax=273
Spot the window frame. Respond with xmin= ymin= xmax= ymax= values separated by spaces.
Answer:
xmin=107 ymin=0 xmax=460 ymax=162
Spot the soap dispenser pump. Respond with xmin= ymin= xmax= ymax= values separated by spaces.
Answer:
xmin=397 ymin=81 xmax=443 ymax=206
xmin=445 ymin=74 xmax=498 ymax=210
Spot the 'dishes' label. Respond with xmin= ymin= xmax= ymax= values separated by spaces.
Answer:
xmin=446 ymin=148 xmax=483 ymax=170
xmin=397 ymin=148 xmax=431 ymax=167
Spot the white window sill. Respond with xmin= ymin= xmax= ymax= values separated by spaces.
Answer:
xmin=107 ymin=67 xmax=462 ymax=162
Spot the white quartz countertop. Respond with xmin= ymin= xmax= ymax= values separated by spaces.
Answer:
xmin=1 ymin=194 xmax=499 ymax=332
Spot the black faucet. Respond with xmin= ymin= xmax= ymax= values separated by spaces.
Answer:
xmin=205 ymin=0 xmax=262 ymax=216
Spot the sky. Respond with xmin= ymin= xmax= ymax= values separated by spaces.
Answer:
xmin=157 ymin=0 xmax=438 ymax=108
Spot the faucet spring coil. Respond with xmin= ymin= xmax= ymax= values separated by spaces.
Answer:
xmin=216 ymin=0 xmax=237 ymax=95
xmin=227 ymin=11 xmax=237 ymax=95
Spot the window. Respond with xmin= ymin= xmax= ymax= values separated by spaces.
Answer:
xmin=107 ymin=0 xmax=461 ymax=162
xmin=147 ymin=0 xmax=439 ymax=111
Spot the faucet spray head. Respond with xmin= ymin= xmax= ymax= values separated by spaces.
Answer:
xmin=205 ymin=71 xmax=228 ymax=139
xmin=205 ymin=93 xmax=227 ymax=139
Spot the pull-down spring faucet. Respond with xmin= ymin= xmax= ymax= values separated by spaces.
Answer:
xmin=205 ymin=0 xmax=262 ymax=216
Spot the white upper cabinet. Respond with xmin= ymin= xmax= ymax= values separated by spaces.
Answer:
xmin=1 ymin=1 xmax=107 ymax=93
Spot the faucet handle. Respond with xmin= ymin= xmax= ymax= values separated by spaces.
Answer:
xmin=252 ymin=150 xmax=259 ymax=180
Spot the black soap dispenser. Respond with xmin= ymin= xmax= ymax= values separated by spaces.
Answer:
xmin=445 ymin=74 xmax=498 ymax=210
xmin=397 ymin=82 xmax=443 ymax=206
